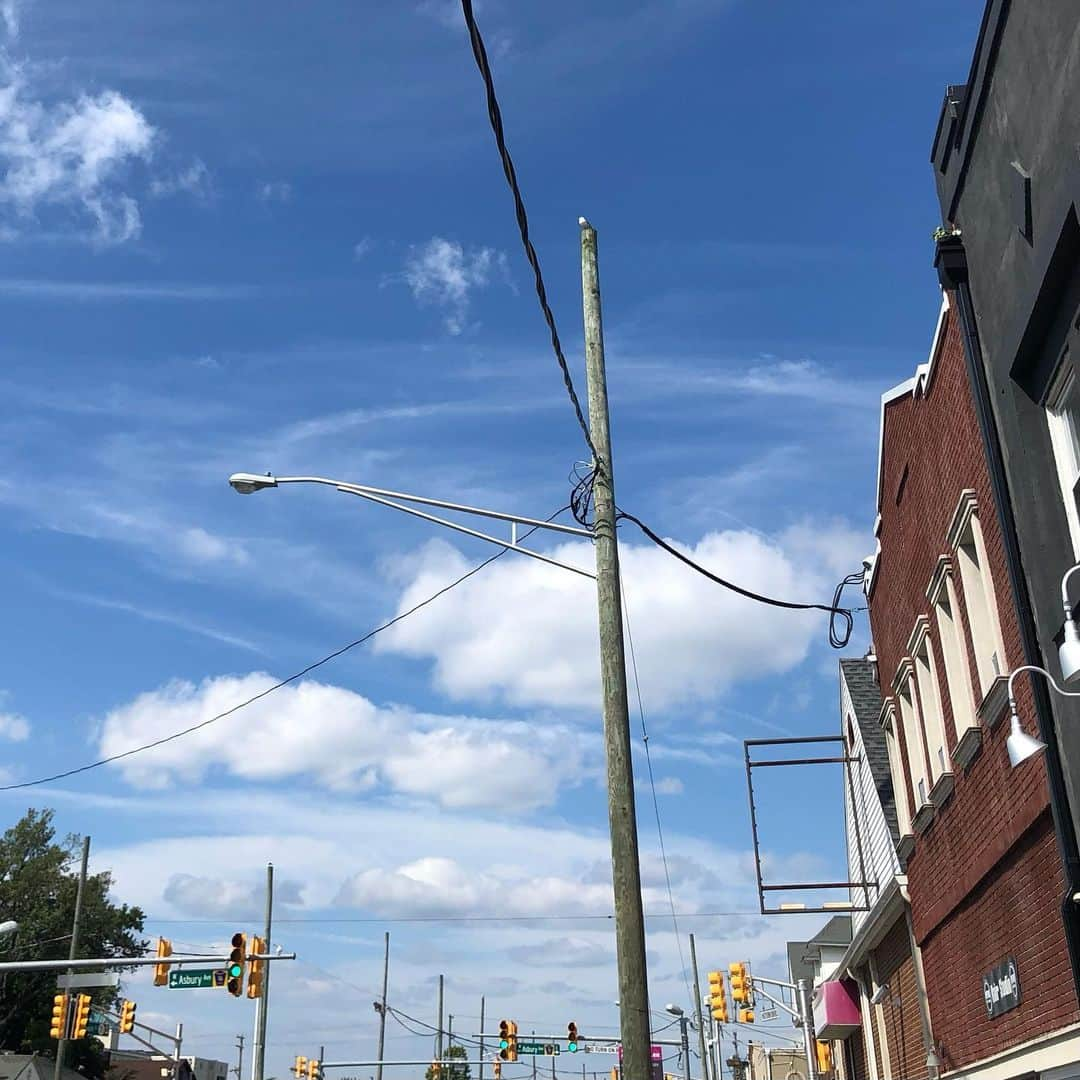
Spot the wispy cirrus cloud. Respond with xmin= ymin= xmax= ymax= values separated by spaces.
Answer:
xmin=0 ymin=278 xmax=255 ymax=300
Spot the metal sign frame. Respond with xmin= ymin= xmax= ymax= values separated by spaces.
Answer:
xmin=744 ymin=734 xmax=874 ymax=915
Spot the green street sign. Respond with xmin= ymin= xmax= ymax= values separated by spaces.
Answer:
xmin=517 ymin=1043 xmax=560 ymax=1057
xmin=168 ymin=968 xmax=225 ymax=990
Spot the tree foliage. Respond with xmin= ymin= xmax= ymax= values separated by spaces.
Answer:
xmin=0 ymin=808 xmax=147 ymax=1075
xmin=426 ymin=1044 xmax=471 ymax=1080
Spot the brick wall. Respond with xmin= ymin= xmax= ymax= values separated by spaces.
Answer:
xmin=867 ymin=293 xmax=1080 ymax=1068
xmin=874 ymin=918 xmax=926 ymax=1080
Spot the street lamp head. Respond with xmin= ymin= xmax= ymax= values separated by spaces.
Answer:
xmin=0 ymin=921 xmax=17 ymax=937
xmin=1060 ymin=615 xmax=1080 ymax=686
xmin=229 ymin=472 xmax=278 ymax=495
xmin=1006 ymin=702 xmax=1047 ymax=767
xmin=664 ymin=1004 xmax=684 ymax=1017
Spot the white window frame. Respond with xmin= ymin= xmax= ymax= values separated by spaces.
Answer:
xmin=908 ymin=616 xmax=951 ymax=787
xmin=880 ymin=700 xmax=913 ymax=843
xmin=1046 ymin=358 xmax=1080 ymax=557
xmin=894 ymin=663 xmax=931 ymax=815
xmin=947 ymin=491 xmax=1007 ymax=698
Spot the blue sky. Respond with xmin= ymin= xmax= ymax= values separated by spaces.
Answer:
xmin=0 ymin=0 xmax=982 ymax=1074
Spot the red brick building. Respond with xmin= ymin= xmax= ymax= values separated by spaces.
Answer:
xmin=864 ymin=290 xmax=1080 ymax=1079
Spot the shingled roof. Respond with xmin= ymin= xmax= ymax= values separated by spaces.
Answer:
xmin=840 ymin=657 xmax=898 ymax=843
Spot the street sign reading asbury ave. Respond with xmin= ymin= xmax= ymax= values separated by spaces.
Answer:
xmin=168 ymin=969 xmax=226 ymax=989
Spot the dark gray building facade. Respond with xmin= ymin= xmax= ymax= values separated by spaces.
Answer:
xmin=929 ymin=0 xmax=1080 ymax=996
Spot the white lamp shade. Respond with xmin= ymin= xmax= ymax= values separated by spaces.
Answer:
xmin=1007 ymin=713 xmax=1047 ymax=767
xmin=1060 ymin=619 xmax=1080 ymax=686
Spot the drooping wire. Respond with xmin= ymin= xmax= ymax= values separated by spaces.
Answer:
xmin=0 ymin=508 xmax=569 ymax=792
xmin=621 ymin=581 xmax=695 ymax=1013
xmin=458 ymin=0 xmax=599 ymax=466
xmin=569 ymin=460 xmax=597 ymax=529
xmin=616 ymin=509 xmax=862 ymax=649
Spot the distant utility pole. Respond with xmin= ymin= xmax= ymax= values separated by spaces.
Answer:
xmin=54 ymin=835 xmax=90 ymax=1080
xmin=580 ymin=217 xmax=651 ymax=1080
xmin=688 ymin=935 xmax=710 ymax=1080
xmin=437 ymin=976 xmax=445 ymax=1060
xmin=234 ymin=1036 xmax=245 ymax=1080
xmin=252 ymin=863 xmax=274 ymax=1080
xmin=478 ymin=996 xmax=485 ymax=1080
xmin=376 ymin=933 xmax=390 ymax=1080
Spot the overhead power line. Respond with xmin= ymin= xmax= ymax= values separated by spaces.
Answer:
xmin=0 ymin=510 xmax=567 ymax=793
xmin=458 ymin=0 xmax=599 ymax=467
xmin=144 ymin=909 xmax=762 ymax=925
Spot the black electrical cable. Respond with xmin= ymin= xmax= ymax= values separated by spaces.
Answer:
xmin=458 ymin=0 xmax=599 ymax=467
xmin=615 ymin=509 xmax=862 ymax=649
xmin=0 ymin=508 xmax=569 ymax=792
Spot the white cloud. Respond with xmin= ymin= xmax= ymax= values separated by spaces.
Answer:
xmin=353 ymin=236 xmax=373 ymax=260
xmin=0 ymin=279 xmax=253 ymax=300
xmin=257 ymin=180 xmax=292 ymax=203
xmin=0 ymin=63 xmax=155 ymax=243
xmin=375 ymin=524 xmax=858 ymax=710
xmin=652 ymin=776 xmax=684 ymax=796
xmin=1 ymin=0 xmax=20 ymax=39
xmin=0 ymin=710 xmax=29 ymax=740
xmin=149 ymin=158 xmax=212 ymax=200
xmin=401 ymin=236 xmax=507 ymax=334
xmin=162 ymin=872 xmax=304 ymax=919
xmin=97 ymin=673 xmax=595 ymax=808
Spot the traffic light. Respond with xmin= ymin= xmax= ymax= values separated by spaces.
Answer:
xmin=498 ymin=1019 xmax=518 ymax=1062
xmin=119 ymin=999 xmax=137 ymax=1034
xmin=294 ymin=1058 xmax=307 ymax=1079
xmin=736 ymin=1008 xmax=754 ymax=1024
xmin=153 ymin=937 xmax=173 ymax=986
xmin=729 ymin=962 xmax=752 ymax=1005
xmin=247 ymin=935 xmax=266 ymax=999
xmin=567 ymin=1022 xmax=579 ymax=1052
xmin=72 ymin=994 xmax=92 ymax=1038
xmin=431 ymin=1065 xmax=441 ymax=1078
xmin=227 ymin=932 xmax=247 ymax=997
xmin=815 ymin=1041 xmax=832 ymax=1075
xmin=50 ymin=994 xmax=68 ymax=1039
xmin=493 ymin=1061 xmax=502 ymax=1080
xmin=306 ymin=1061 xmax=319 ymax=1080
xmin=708 ymin=970 xmax=729 ymax=1023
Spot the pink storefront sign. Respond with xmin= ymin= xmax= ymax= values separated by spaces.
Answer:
xmin=812 ymin=979 xmax=862 ymax=1040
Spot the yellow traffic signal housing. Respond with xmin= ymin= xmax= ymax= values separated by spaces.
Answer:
xmin=737 ymin=1008 xmax=754 ymax=1024
xmin=153 ymin=937 xmax=173 ymax=987
xmin=498 ymin=1019 xmax=518 ymax=1062
xmin=72 ymin=994 xmax=92 ymax=1038
xmin=431 ymin=1065 xmax=441 ymax=1078
xmin=227 ymin=932 xmax=247 ymax=997
xmin=294 ymin=1058 xmax=307 ymax=1079
xmin=493 ymin=1061 xmax=502 ymax=1080
xmin=119 ymin=999 xmax=137 ymax=1034
xmin=729 ymin=962 xmax=751 ymax=1004
xmin=247 ymin=935 xmax=266 ymax=999
xmin=708 ymin=970 xmax=729 ymax=1023
xmin=50 ymin=994 xmax=68 ymax=1040
xmin=567 ymin=1022 xmax=579 ymax=1052
xmin=306 ymin=1061 xmax=319 ymax=1080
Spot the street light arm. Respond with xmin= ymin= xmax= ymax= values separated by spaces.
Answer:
xmin=1007 ymin=664 xmax=1080 ymax=707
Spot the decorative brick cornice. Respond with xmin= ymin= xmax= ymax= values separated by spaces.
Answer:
xmin=946 ymin=489 xmax=979 ymax=551
xmin=892 ymin=658 xmax=915 ymax=695
xmin=978 ymin=674 xmax=1011 ymax=729
xmin=952 ymin=724 xmax=982 ymax=770
xmin=925 ymin=554 xmax=954 ymax=606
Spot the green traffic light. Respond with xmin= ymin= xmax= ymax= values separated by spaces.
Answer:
xmin=499 ymin=1040 xmax=509 ymax=1050
xmin=228 ymin=962 xmax=243 ymax=978
xmin=568 ymin=1043 xmax=578 ymax=1053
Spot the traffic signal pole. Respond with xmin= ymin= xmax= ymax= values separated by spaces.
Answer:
xmin=252 ymin=863 xmax=274 ymax=1080
xmin=688 ymin=935 xmax=710 ymax=1080
xmin=54 ymin=835 xmax=89 ymax=1080
xmin=580 ymin=219 xmax=651 ymax=1080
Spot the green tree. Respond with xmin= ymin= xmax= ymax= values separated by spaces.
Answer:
xmin=426 ymin=1045 xmax=471 ymax=1080
xmin=0 ymin=809 xmax=147 ymax=1075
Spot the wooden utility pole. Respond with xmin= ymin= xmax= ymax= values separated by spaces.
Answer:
xmin=54 ymin=835 xmax=90 ymax=1080
xmin=689 ymin=934 xmax=710 ymax=1080
xmin=376 ymin=933 xmax=390 ymax=1080
xmin=580 ymin=217 xmax=651 ymax=1080
xmin=478 ymin=996 xmax=485 ymax=1080
xmin=233 ymin=1036 xmax=245 ymax=1080
xmin=437 ymin=975 xmax=444 ymax=1060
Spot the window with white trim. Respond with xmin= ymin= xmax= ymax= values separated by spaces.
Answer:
xmin=896 ymin=674 xmax=930 ymax=809
xmin=1046 ymin=358 xmax=1080 ymax=556
xmin=913 ymin=634 xmax=950 ymax=782
xmin=881 ymin=703 xmax=912 ymax=839
xmin=932 ymin=571 xmax=978 ymax=739
xmin=952 ymin=506 xmax=1006 ymax=696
